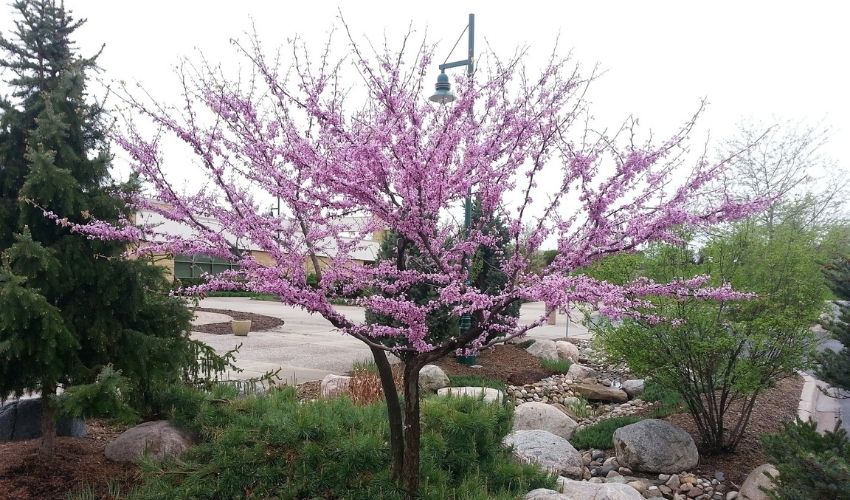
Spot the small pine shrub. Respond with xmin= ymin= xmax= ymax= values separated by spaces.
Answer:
xmin=641 ymin=379 xmax=682 ymax=417
xmin=448 ymin=375 xmax=505 ymax=391
xmin=761 ymin=418 xmax=850 ymax=500
xmin=129 ymin=385 xmax=555 ymax=499
xmin=569 ymin=416 xmax=642 ymax=450
xmin=540 ymin=358 xmax=571 ymax=374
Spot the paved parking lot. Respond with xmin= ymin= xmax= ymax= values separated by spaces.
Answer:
xmin=192 ymin=298 xmax=589 ymax=384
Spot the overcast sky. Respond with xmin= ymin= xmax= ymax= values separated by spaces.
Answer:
xmin=2 ymin=0 xmax=849 ymax=195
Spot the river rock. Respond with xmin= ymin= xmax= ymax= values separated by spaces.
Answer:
xmin=612 ymin=419 xmax=699 ymax=473
xmin=0 ymin=398 xmax=86 ymax=441
xmin=104 ymin=420 xmax=193 ymax=463
xmin=527 ymin=340 xmax=559 ymax=361
xmin=437 ymin=386 xmax=504 ymax=403
xmin=571 ymin=383 xmax=628 ymax=403
xmin=739 ymin=463 xmax=778 ymax=500
xmin=621 ymin=379 xmax=645 ymax=399
xmin=555 ymin=341 xmax=580 ymax=362
xmin=566 ymin=364 xmax=597 ymax=380
xmin=419 ymin=364 xmax=450 ymax=392
xmin=557 ymin=476 xmax=644 ymax=499
xmin=320 ymin=374 xmax=351 ymax=398
xmin=503 ymin=429 xmax=584 ymax=479
xmin=513 ymin=402 xmax=579 ymax=439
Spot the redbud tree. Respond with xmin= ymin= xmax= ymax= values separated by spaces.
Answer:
xmin=72 ymin=26 xmax=761 ymax=496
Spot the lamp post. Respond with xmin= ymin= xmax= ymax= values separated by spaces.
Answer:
xmin=430 ymin=14 xmax=475 ymax=361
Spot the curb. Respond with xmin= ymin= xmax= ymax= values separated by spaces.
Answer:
xmin=797 ymin=370 xmax=842 ymax=432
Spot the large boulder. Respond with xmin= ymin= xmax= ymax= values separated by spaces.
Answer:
xmin=502 ymin=429 xmax=584 ymax=479
xmin=419 ymin=364 xmax=450 ymax=392
xmin=437 ymin=386 xmax=503 ymax=403
xmin=513 ymin=402 xmax=579 ymax=439
xmin=571 ymin=383 xmax=628 ymax=403
xmin=739 ymin=463 xmax=778 ymax=500
xmin=525 ymin=489 xmax=568 ymax=500
xmin=612 ymin=419 xmax=699 ymax=473
xmin=557 ymin=477 xmax=643 ymax=500
xmin=566 ymin=364 xmax=597 ymax=381
xmin=555 ymin=341 xmax=580 ymax=362
xmin=0 ymin=398 xmax=86 ymax=441
xmin=104 ymin=420 xmax=193 ymax=463
xmin=527 ymin=340 xmax=559 ymax=361
xmin=320 ymin=374 xmax=351 ymax=398
xmin=621 ymin=379 xmax=645 ymax=399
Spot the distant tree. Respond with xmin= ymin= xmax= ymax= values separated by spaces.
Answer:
xmin=0 ymin=0 xmax=193 ymax=454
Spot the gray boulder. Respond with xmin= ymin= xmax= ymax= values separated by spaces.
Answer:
xmin=612 ymin=419 xmax=698 ymax=473
xmin=557 ymin=477 xmax=643 ymax=500
xmin=320 ymin=374 xmax=351 ymax=398
xmin=437 ymin=386 xmax=503 ymax=403
xmin=503 ymin=429 xmax=584 ymax=479
xmin=566 ymin=364 xmax=597 ymax=381
xmin=419 ymin=364 xmax=450 ymax=392
xmin=739 ymin=463 xmax=778 ymax=500
xmin=621 ymin=379 xmax=645 ymax=399
xmin=555 ymin=341 xmax=580 ymax=362
xmin=105 ymin=420 xmax=194 ymax=463
xmin=527 ymin=340 xmax=559 ymax=361
xmin=525 ymin=488 xmax=569 ymax=500
xmin=0 ymin=398 xmax=86 ymax=441
xmin=513 ymin=402 xmax=579 ymax=439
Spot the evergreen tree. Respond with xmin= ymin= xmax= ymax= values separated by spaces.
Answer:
xmin=816 ymin=256 xmax=850 ymax=394
xmin=0 ymin=0 xmax=193 ymax=454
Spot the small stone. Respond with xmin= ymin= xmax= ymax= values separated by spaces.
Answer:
xmin=627 ymin=480 xmax=647 ymax=493
xmin=606 ymin=470 xmax=621 ymax=478
xmin=725 ymin=492 xmax=738 ymax=500
xmin=603 ymin=456 xmax=619 ymax=467
xmin=659 ymin=485 xmax=673 ymax=496
xmin=658 ymin=474 xmax=671 ymax=482
xmin=687 ymin=487 xmax=703 ymax=498
xmin=591 ymin=449 xmax=605 ymax=460
xmin=714 ymin=471 xmax=725 ymax=482
xmin=619 ymin=466 xmax=633 ymax=475
xmin=680 ymin=483 xmax=692 ymax=492
xmin=666 ymin=474 xmax=681 ymax=490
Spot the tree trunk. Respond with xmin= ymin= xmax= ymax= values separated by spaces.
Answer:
xmin=401 ymin=361 xmax=423 ymax=499
xmin=371 ymin=347 xmax=404 ymax=482
xmin=39 ymin=387 xmax=57 ymax=456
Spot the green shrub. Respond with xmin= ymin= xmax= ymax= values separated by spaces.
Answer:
xmin=641 ymin=379 xmax=682 ymax=417
xmin=569 ymin=416 xmax=641 ymax=450
xmin=129 ymin=386 xmax=554 ymax=499
xmin=351 ymin=359 xmax=380 ymax=375
xmin=540 ymin=358 xmax=571 ymax=374
xmin=448 ymin=375 xmax=505 ymax=391
xmin=761 ymin=418 xmax=850 ymax=500
xmin=563 ymin=396 xmax=593 ymax=420
xmin=515 ymin=339 xmax=535 ymax=349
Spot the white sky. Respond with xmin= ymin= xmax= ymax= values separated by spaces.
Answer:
xmin=2 ymin=0 xmax=849 ymax=201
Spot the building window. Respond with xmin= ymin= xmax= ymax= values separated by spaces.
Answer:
xmin=173 ymin=254 xmax=238 ymax=280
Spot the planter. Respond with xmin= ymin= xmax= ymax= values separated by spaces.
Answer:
xmin=456 ymin=355 xmax=478 ymax=366
xmin=231 ymin=319 xmax=251 ymax=336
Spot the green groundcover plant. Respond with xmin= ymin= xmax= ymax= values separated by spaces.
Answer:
xmin=127 ymin=386 xmax=555 ymax=499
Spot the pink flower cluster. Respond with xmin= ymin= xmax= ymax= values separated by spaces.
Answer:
xmin=75 ymin=29 xmax=765 ymax=356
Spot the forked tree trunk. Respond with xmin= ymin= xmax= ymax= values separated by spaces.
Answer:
xmin=401 ymin=361 xmax=423 ymax=499
xmin=39 ymin=386 xmax=57 ymax=456
xmin=371 ymin=347 xmax=404 ymax=481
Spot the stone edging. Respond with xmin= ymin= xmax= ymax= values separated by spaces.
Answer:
xmin=797 ymin=370 xmax=841 ymax=432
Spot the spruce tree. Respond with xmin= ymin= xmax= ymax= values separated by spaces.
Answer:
xmin=0 ymin=0 xmax=193 ymax=454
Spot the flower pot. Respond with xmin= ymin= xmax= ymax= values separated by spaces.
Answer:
xmin=231 ymin=319 xmax=251 ymax=336
xmin=456 ymin=355 xmax=477 ymax=366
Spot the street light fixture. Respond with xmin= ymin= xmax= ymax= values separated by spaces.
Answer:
xmin=431 ymin=14 xmax=475 ymax=358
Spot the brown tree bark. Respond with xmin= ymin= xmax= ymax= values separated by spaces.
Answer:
xmin=39 ymin=387 xmax=57 ymax=456
xmin=401 ymin=361 xmax=423 ymax=499
xmin=371 ymin=347 xmax=404 ymax=482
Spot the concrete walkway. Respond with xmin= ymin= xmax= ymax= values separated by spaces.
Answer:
xmin=191 ymin=298 xmax=590 ymax=384
xmin=799 ymin=323 xmax=850 ymax=433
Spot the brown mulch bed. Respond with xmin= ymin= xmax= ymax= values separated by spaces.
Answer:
xmin=433 ymin=344 xmax=555 ymax=384
xmin=192 ymin=307 xmax=285 ymax=334
xmin=297 ymin=380 xmax=321 ymax=400
xmin=651 ymin=375 xmax=804 ymax=486
xmin=0 ymin=420 xmax=137 ymax=500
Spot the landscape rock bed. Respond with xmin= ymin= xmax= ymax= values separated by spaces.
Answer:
xmin=192 ymin=308 xmax=284 ymax=334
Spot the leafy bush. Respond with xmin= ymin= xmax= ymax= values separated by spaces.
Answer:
xmin=641 ymin=379 xmax=683 ymax=418
xmin=448 ymin=375 xmax=506 ymax=391
xmin=540 ymin=358 xmax=571 ymax=374
xmin=563 ymin=396 xmax=593 ymax=420
xmin=596 ymin=224 xmax=825 ymax=452
xmin=761 ymin=419 xmax=850 ymax=500
xmin=569 ymin=416 xmax=642 ymax=450
xmin=130 ymin=387 xmax=554 ymax=499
